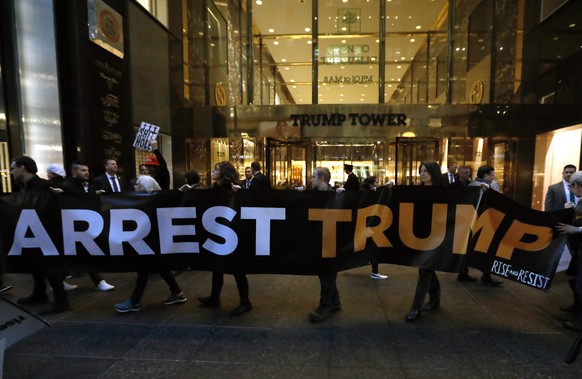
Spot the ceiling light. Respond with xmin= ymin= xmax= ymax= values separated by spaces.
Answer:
xmin=307 ymin=40 xmax=312 ymax=44
xmin=305 ymin=27 xmax=311 ymax=32
xmin=281 ymin=58 xmax=287 ymax=62
xmin=256 ymin=0 xmax=262 ymax=5
xmin=360 ymin=99 xmax=364 ymax=101
xmin=340 ymin=94 xmax=344 ymax=96
xmin=341 ymin=27 xmax=347 ymax=31
xmin=370 ymin=57 xmax=376 ymax=61
xmin=401 ymin=57 xmax=405 ymax=60
xmin=290 ymin=79 xmax=295 ymax=82
xmin=293 ymin=85 xmax=297 ymax=88
xmin=410 ymin=38 xmax=415 ymax=42
xmin=569 ymin=23 xmax=576 ymax=28
xmin=342 ymin=0 xmax=348 ymax=2
xmin=341 ymin=66 xmax=345 ymax=69
xmin=416 ymin=25 xmax=421 ymax=29
xmin=268 ymin=28 xmax=275 ymax=33
xmin=273 ymin=41 xmax=279 ymax=45
xmin=285 ymin=67 xmax=289 ymax=70
xmin=341 ymin=40 xmax=347 ymax=43
xmin=397 ymin=65 xmax=401 ymax=69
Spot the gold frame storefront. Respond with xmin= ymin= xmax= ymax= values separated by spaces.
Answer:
xmin=185 ymin=105 xmax=518 ymax=195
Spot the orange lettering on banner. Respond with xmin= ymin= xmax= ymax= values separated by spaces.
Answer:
xmin=308 ymin=209 xmax=352 ymax=258
xmin=471 ymin=208 xmax=506 ymax=253
xmin=398 ymin=203 xmax=447 ymax=250
xmin=353 ymin=204 xmax=393 ymax=252
xmin=496 ymin=220 xmax=552 ymax=260
xmin=452 ymin=204 xmax=477 ymax=254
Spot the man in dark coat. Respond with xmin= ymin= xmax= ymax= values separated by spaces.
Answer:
xmin=144 ymin=139 xmax=171 ymax=190
xmin=249 ymin=161 xmax=271 ymax=190
xmin=93 ymin=158 xmax=129 ymax=193
xmin=10 ymin=155 xmax=70 ymax=315
xmin=343 ymin=164 xmax=359 ymax=190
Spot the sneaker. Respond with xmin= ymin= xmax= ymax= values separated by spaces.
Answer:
xmin=114 ymin=299 xmax=142 ymax=313
xmin=163 ymin=292 xmax=187 ymax=305
xmin=95 ymin=280 xmax=115 ymax=292
xmin=370 ymin=272 xmax=389 ymax=280
xmin=63 ymin=281 xmax=78 ymax=291
xmin=0 ymin=285 xmax=13 ymax=295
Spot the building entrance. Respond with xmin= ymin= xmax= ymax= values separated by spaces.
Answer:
xmin=266 ymin=138 xmax=307 ymax=189
xmin=393 ymin=137 xmax=440 ymax=185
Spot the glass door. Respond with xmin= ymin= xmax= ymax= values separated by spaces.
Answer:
xmin=394 ymin=137 xmax=439 ymax=185
xmin=267 ymin=139 xmax=307 ymax=189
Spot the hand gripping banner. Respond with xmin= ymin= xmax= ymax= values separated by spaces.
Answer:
xmin=0 ymin=187 xmax=572 ymax=291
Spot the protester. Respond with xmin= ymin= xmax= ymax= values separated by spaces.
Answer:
xmin=362 ymin=176 xmax=388 ymax=280
xmin=114 ymin=175 xmax=186 ymax=312
xmin=198 ymin=161 xmax=252 ymax=316
xmin=556 ymin=170 xmax=582 ymax=331
xmin=405 ymin=161 xmax=442 ymax=322
xmin=308 ymin=166 xmax=343 ymax=322
xmin=178 ymin=171 xmax=202 ymax=191
xmin=11 ymin=156 xmax=71 ymax=315
xmin=46 ymin=163 xmax=66 ymax=186
xmin=145 ymin=139 xmax=170 ymax=190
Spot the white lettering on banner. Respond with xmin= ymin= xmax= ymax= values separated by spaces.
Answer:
xmin=109 ymin=209 xmax=155 ymax=255
xmin=201 ymin=206 xmax=238 ymax=256
xmin=491 ymin=260 xmax=550 ymax=289
xmin=157 ymin=207 xmax=199 ymax=254
xmin=240 ymin=207 xmax=286 ymax=256
xmin=61 ymin=210 xmax=105 ymax=256
xmin=7 ymin=210 xmax=59 ymax=256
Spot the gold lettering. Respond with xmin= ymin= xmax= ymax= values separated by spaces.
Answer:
xmin=354 ymin=204 xmax=393 ymax=252
xmin=308 ymin=209 xmax=352 ymax=258
xmin=399 ymin=203 xmax=447 ymax=250
xmin=471 ymin=208 xmax=506 ymax=253
xmin=496 ymin=220 xmax=552 ymax=260
xmin=452 ymin=204 xmax=477 ymax=254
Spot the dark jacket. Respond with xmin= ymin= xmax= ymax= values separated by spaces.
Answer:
xmin=93 ymin=173 xmax=130 ymax=193
xmin=58 ymin=177 xmax=90 ymax=194
xmin=249 ymin=172 xmax=271 ymax=190
xmin=344 ymin=172 xmax=359 ymax=190
xmin=18 ymin=175 xmax=51 ymax=193
xmin=442 ymin=172 xmax=459 ymax=186
xmin=151 ymin=149 xmax=170 ymax=190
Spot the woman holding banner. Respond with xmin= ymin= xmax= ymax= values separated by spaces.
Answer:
xmin=405 ymin=161 xmax=443 ymax=322
xmin=198 ymin=161 xmax=253 ymax=316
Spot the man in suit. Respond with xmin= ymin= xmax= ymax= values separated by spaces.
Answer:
xmin=545 ymin=164 xmax=578 ymax=318
xmin=451 ymin=165 xmax=471 ymax=187
xmin=11 ymin=155 xmax=71 ymax=315
xmin=343 ymin=163 xmax=359 ymax=190
xmin=93 ymin=158 xmax=129 ymax=193
xmin=53 ymin=162 xmax=115 ymax=292
xmin=243 ymin=166 xmax=253 ymax=189
xmin=249 ymin=161 xmax=271 ymax=190
xmin=545 ymin=164 xmax=577 ymax=211
xmin=442 ymin=161 xmax=458 ymax=185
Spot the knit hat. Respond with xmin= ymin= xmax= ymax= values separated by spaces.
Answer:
xmin=47 ymin=163 xmax=66 ymax=178
xmin=144 ymin=156 xmax=159 ymax=166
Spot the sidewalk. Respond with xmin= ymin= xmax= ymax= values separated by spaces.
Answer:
xmin=2 ymin=265 xmax=582 ymax=378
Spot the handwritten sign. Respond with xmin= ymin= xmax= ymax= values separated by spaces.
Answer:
xmin=133 ymin=122 xmax=160 ymax=151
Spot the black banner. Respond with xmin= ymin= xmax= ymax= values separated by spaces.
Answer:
xmin=0 ymin=187 xmax=572 ymax=291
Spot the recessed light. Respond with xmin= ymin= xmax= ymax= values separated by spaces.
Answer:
xmin=341 ymin=40 xmax=347 ymax=43
xmin=290 ymin=79 xmax=295 ymax=82
xmin=268 ymin=28 xmax=275 ymax=33
xmin=569 ymin=23 xmax=576 ymax=28
xmin=307 ymin=40 xmax=312 ymax=44
xmin=305 ymin=27 xmax=311 ymax=32
xmin=273 ymin=41 xmax=279 ymax=45
xmin=410 ymin=38 xmax=415 ymax=42
xmin=256 ymin=0 xmax=262 ymax=5
xmin=285 ymin=67 xmax=290 ymax=70
xmin=281 ymin=58 xmax=287 ymax=62
xmin=416 ymin=25 xmax=421 ymax=30
xmin=397 ymin=65 xmax=401 ymax=69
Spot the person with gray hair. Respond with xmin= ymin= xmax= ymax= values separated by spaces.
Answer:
xmin=556 ymin=171 xmax=582 ymax=331
xmin=134 ymin=174 xmax=161 ymax=192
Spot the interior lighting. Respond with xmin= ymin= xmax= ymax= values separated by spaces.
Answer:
xmin=268 ymin=28 xmax=275 ymax=33
xmin=410 ymin=38 xmax=415 ymax=42
xmin=305 ymin=27 xmax=311 ymax=32
xmin=416 ymin=25 xmax=421 ymax=29
xmin=281 ymin=58 xmax=287 ymax=62
xmin=256 ymin=0 xmax=262 ymax=5
xmin=273 ymin=41 xmax=279 ymax=45
xmin=285 ymin=67 xmax=290 ymax=70
xmin=569 ymin=23 xmax=576 ymax=28
xmin=307 ymin=40 xmax=312 ymax=44
xmin=397 ymin=65 xmax=401 ymax=69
